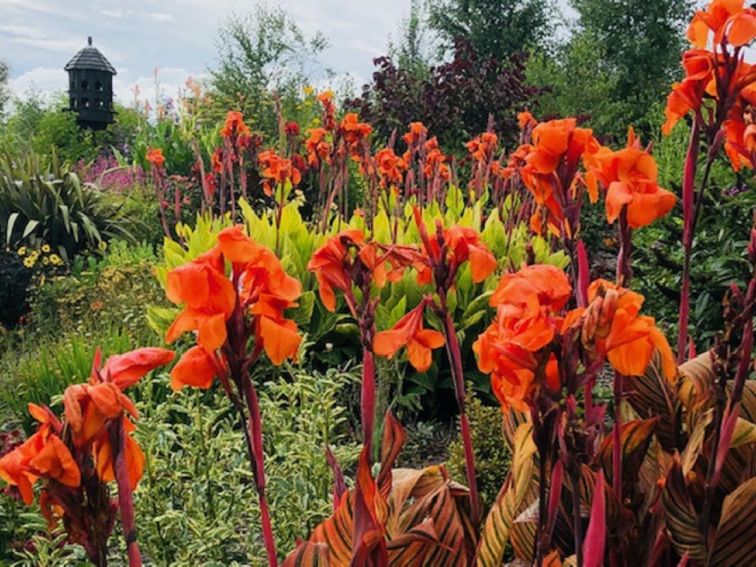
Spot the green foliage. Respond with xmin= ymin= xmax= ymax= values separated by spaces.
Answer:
xmin=447 ymin=392 xmax=510 ymax=511
xmin=427 ymin=0 xmax=557 ymax=60
xmin=529 ymin=0 xmax=692 ymax=139
xmin=388 ymin=0 xmax=434 ymax=79
xmin=209 ymin=5 xmax=328 ymax=139
xmin=0 ymin=329 xmax=135 ymax=433
xmin=0 ymin=155 xmax=135 ymax=259
xmin=129 ymin=364 xmax=359 ymax=564
xmin=26 ymin=240 xmax=161 ymax=343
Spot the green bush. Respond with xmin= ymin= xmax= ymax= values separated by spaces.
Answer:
xmin=447 ymin=391 xmax=510 ymax=512
xmin=25 ymin=241 xmax=162 ymax=344
xmin=0 ymin=248 xmax=33 ymax=328
xmin=0 ymin=156 xmax=136 ymax=260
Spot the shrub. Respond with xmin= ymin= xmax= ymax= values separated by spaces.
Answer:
xmin=0 ymin=156 xmax=135 ymax=260
xmin=348 ymin=40 xmax=542 ymax=148
xmin=447 ymin=391 xmax=510 ymax=511
xmin=124 ymin=364 xmax=358 ymax=564
xmin=25 ymin=240 xmax=162 ymax=344
xmin=0 ymin=248 xmax=33 ymax=328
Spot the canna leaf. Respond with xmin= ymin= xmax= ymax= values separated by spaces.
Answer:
xmin=708 ymin=477 xmax=756 ymax=566
xmin=661 ymin=459 xmax=707 ymax=562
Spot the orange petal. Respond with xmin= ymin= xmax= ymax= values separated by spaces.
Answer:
xmin=605 ymin=182 xmax=633 ymax=224
xmin=407 ymin=339 xmax=433 ymax=372
xmin=170 ymin=346 xmax=219 ymax=391
xmin=259 ymin=317 xmax=302 ymax=365
xmin=197 ymin=312 xmax=229 ymax=352
xmin=218 ymin=225 xmax=261 ymax=264
xmin=468 ymin=245 xmax=497 ymax=283
xmin=106 ymin=348 xmax=175 ymax=390
xmin=727 ymin=9 xmax=756 ymax=46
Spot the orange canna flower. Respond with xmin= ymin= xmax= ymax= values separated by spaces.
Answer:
xmin=687 ymin=0 xmax=756 ymax=49
xmin=474 ymin=264 xmax=571 ymax=411
xmin=375 ymin=147 xmax=406 ymax=187
xmin=340 ymin=113 xmax=373 ymax=159
xmin=219 ymin=227 xmax=302 ymax=364
xmin=220 ymin=110 xmax=251 ymax=139
xmin=305 ymin=127 xmax=332 ymax=167
xmin=146 ymin=147 xmax=165 ymax=168
xmin=514 ymin=118 xmax=599 ymax=236
xmin=307 ymin=229 xmax=366 ymax=312
xmin=585 ymin=128 xmax=676 ymax=228
xmin=317 ymin=90 xmax=336 ymax=131
xmin=402 ymin=121 xmax=428 ymax=146
xmin=165 ymin=247 xmax=236 ymax=351
xmin=490 ymin=264 xmax=572 ymax=315
xmin=258 ymin=150 xmax=302 ymax=197
xmin=373 ymin=299 xmax=445 ymax=372
xmin=566 ymin=279 xmax=676 ymax=379
xmin=170 ymin=345 xmax=221 ymax=390
xmin=723 ymin=75 xmax=756 ymax=170
xmin=474 ymin=312 xmax=561 ymax=411
xmin=466 ymin=132 xmax=498 ymax=163
xmin=0 ymin=428 xmax=80 ymax=505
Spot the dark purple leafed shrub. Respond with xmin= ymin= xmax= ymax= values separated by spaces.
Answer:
xmin=346 ymin=39 xmax=543 ymax=151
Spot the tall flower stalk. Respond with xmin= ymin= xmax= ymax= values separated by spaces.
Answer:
xmin=662 ymin=0 xmax=756 ymax=360
xmin=166 ymin=226 xmax=304 ymax=567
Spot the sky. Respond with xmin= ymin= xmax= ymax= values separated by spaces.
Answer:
xmin=0 ymin=0 xmax=442 ymax=107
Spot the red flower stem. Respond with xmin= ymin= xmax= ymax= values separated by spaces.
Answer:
xmin=612 ymin=371 xmax=623 ymax=508
xmin=677 ymin=120 xmax=700 ymax=362
xmin=441 ymin=309 xmax=481 ymax=527
xmin=241 ymin=376 xmax=279 ymax=567
xmin=110 ymin=419 xmax=142 ymax=567
xmin=361 ymin=349 xmax=376 ymax=458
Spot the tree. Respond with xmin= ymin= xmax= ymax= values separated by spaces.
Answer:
xmin=529 ymin=0 xmax=693 ymax=139
xmin=0 ymin=61 xmax=9 ymax=119
xmin=209 ymin=4 xmax=328 ymax=137
xmin=387 ymin=0 xmax=434 ymax=80
xmin=427 ymin=0 xmax=557 ymax=61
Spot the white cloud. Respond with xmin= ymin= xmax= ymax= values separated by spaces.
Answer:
xmin=100 ymin=9 xmax=131 ymax=18
xmin=145 ymin=12 xmax=175 ymax=23
xmin=8 ymin=66 xmax=67 ymax=101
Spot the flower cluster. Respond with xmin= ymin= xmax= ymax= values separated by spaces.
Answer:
xmin=474 ymin=264 xmax=676 ymax=411
xmin=0 ymin=348 xmax=173 ymax=563
xmin=663 ymin=0 xmax=756 ymax=170
xmin=474 ymin=265 xmax=571 ymax=410
xmin=167 ymin=226 xmax=302 ymax=390
xmin=257 ymin=150 xmax=302 ymax=197
xmin=17 ymin=244 xmax=63 ymax=269
xmin=585 ymin=127 xmax=676 ymax=228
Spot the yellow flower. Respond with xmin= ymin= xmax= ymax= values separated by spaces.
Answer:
xmin=41 ymin=244 xmax=51 ymax=253
xmin=23 ymin=257 xmax=35 ymax=268
xmin=49 ymin=254 xmax=62 ymax=266
xmin=303 ymin=85 xmax=314 ymax=96
xmin=98 ymin=241 xmax=108 ymax=251
xmin=17 ymin=246 xmax=27 ymax=256
xmin=42 ymin=256 xmax=50 ymax=265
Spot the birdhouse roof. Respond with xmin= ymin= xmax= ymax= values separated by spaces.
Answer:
xmin=64 ymin=39 xmax=116 ymax=75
